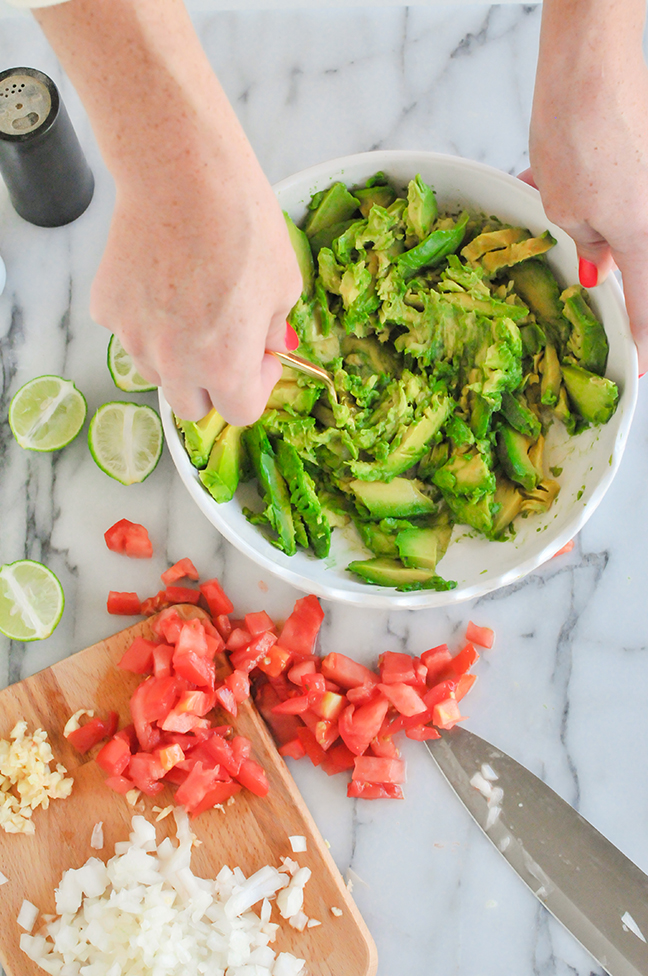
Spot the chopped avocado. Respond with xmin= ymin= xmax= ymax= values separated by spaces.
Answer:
xmin=284 ymin=211 xmax=315 ymax=296
xmin=443 ymin=491 xmax=496 ymax=536
xmin=275 ymin=440 xmax=331 ymax=557
xmin=304 ymin=182 xmax=360 ymax=238
xmin=266 ymin=378 xmax=321 ymax=414
xmin=500 ymin=391 xmax=541 ymax=439
xmin=308 ymin=219 xmax=358 ymax=258
xmin=508 ymin=259 xmax=569 ymax=350
xmin=199 ymin=424 xmax=244 ymax=503
xmin=519 ymin=321 xmax=546 ymax=357
xmin=354 ymin=184 xmax=398 ymax=217
xmin=560 ymin=285 xmax=609 ymax=375
xmin=396 ymin=521 xmax=453 ymax=571
xmin=519 ymin=478 xmax=560 ymax=514
xmin=540 ymin=343 xmax=562 ymax=407
xmin=350 ymin=395 xmax=452 ymax=481
xmin=396 ymin=212 xmax=470 ymax=279
xmin=346 ymin=556 xmax=445 ymax=589
xmin=243 ymin=424 xmax=296 ymax=556
xmin=469 ymin=393 xmax=496 ymax=439
xmin=561 ymin=364 xmax=619 ymax=425
xmin=176 ymin=408 xmax=227 ymax=469
xmin=350 ymin=477 xmax=437 ymax=518
xmin=342 ymin=335 xmax=401 ymax=378
xmin=491 ymin=475 xmax=525 ymax=538
xmin=481 ymin=231 xmax=557 ymax=273
xmin=442 ymin=290 xmax=529 ymax=322
xmin=461 ymin=227 xmax=529 ymax=263
xmin=405 ymin=174 xmax=438 ymax=241
xmin=433 ymin=450 xmax=496 ymax=498
xmin=355 ymin=519 xmax=400 ymax=557
xmin=496 ymin=425 xmax=540 ymax=492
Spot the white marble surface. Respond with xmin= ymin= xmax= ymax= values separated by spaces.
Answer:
xmin=1 ymin=6 xmax=647 ymax=976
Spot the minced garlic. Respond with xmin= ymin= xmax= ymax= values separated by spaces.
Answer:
xmin=0 ymin=722 xmax=73 ymax=834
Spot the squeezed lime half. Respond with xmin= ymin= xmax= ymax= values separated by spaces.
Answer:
xmin=88 ymin=401 xmax=163 ymax=485
xmin=0 ymin=560 xmax=64 ymax=641
xmin=107 ymin=335 xmax=157 ymax=393
xmin=9 ymin=375 xmax=87 ymax=451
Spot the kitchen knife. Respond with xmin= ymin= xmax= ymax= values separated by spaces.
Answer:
xmin=425 ymin=727 xmax=648 ymax=976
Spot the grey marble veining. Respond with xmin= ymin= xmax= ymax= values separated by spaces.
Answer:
xmin=0 ymin=6 xmax=647 ymax=976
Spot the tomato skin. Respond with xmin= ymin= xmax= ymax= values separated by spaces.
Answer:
xmin=255 ymin=644 xmax=292 ymax=678
xmin=66 ymin=713 xmax=118 ymax=753
xmin=104 ymin=519 xmax=153 ymax=559
xmin=96 ymin=735 xmax=132 ymax=776
xmin=421 ymin=644 xmax=453 ymax=683
xmin=230 ymin=631 xmax=278 ymax=673
xmin=118 ymin=636 xmax=157 ymax=674
xmin=165 ymin=585 xmax=200 ymax=605
xmin=321 ymin=653 xmax=379 ymax=690
xmin=455 ymin=673 xmax=477 ymax=701
xmin=465 ymin=621 xmax=495 ymax=648
xmin=141 ymin=590 xmax=170 ymax=616
xmin=339 ymin=696 xmax=390 ymax=756
xmin=271 ymin=694 xmax=310 ymax=716
xmin=236 ymin=758 xmax=269 ymax=797
xmin=161 ymin=558 xmax=199 ymax=585
xmin=352 ymin=756 xmax=406 ymax=784
xmin=287 ymin=660 xmax=317 ymax=686
xmin=277 ymin=595 xmax=324 ymax=657
xmin=448 ymin=642 xmax=479 ymax=677
xmin=107 ymin=591 xmax=142 ymax=615
xmin=199 ymin=578 xmax=234 ymax=617
xmin=405 ymin=724 xmax=441 ymax=741
xmin=225 ymin=670 xmax=250 ymax=704
xmin=377 ymin=682 xmax=427 ymax=717
xmin=278 ymin=738 xmax=306 ymax=760
xmin=130 ymin=675 xmax=180 ymax=748
xmin=175 ymin=760 xmax=222 ymax=812
xmin=215 ymin=614 xmax=232 ymax=641
xmin=244 ymin=611 xmax=275 ymax=635
xmin=347 ymin=781 xmax=404 ymax=800
xmin=203 ymin=734 xmax=239 ymax=775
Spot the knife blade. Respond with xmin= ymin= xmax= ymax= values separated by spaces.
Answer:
xmin=425 ymin=726 xmax=648 ymax=976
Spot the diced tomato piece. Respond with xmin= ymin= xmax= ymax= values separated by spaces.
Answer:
xmin=176 ymin=690 xmax=216 ymax=716
xmin=346 ymin=683 xmax=380 ymax=705
xmin=176 ymin=619 xmax=209 ymax=655
xmin=230 ymin=631 xmax=278 ymax=673
xmin=232 ymin=735 xmax=251 ymax=766
xmin=128 ymin=752 xmax=166 ymax=795
xmin=455 ymin=673 xmax=477 ymax=701
xmin=236 ymin=758 xmax=269 ymax=797
xmin=205 ymin=633 xmax=225 ymax=659
xmin=199 ymin=578 xmax=234 ymax=617
xmin=141 ymin=590 xmax=170 ymax=616
xmin=553 ymin=539 xmax=575 ymax=558
xmin=347 ymin=781 xmax=404 ymax=800
xmin=165 ymin=585 xmax=200 ymax=605
xmin=287 ymin=660 xmax=318 ymax=686
xmin=203 ymin=734 xmax=239 ymax=775
xmin=161 ymin=558 xmax=199 ymax=585
xmin=314 ymin=719 xmax=338 ymax=751
xmin=190 ymin=780 xmax=241 ymax=818
xmin=215 ymin=614 xmax=232 ymax=640
xmin=277 ymin=595 xmax=324 ymax=657
xmin=405 ymin=724 xmax=441 ymax=741
xmin=423 ymin=679 xmax=459 ymax=709
xmin=369 ymin=735 xmax=400 ymax=759
xmin=152 ymin=643 xmax=174 ymax=678
xmin=321 ymin=653 xmax=379 ymax=690
xmin=96 ymin=735 xmax=131 ymax=776
xmin=107 ymin=591 xmax=141 ymax=615
xmin=118 ymin=636 xmax=157 ymax=674
xmin=225 ymin=669 xmax=250 ymax=704
xmin=302 ymin=672 xmax=326 ymax=700
xmin=267 ymin=673 xmax=293 ymax=701
xmin=153 ymin=742 xmax=185 ymax=771
xmin=164 ymin=766 xmax=189 ymax=786
xmin=66 ymin=713 xmax=119 ymax=753
xmin=244 ymin=611 xmax=275 ymax=635
xmin=160 ymin=709 xmax=211 ymax=733
xmin=279 ymin=738 xmax=306 ymax=760
xmin=421 ymin=644 xmax=453 ymax=683
xmin=321 ymin=741 xmax=356 ymax=776
xmin=448 ymin=642 xmax=479 ymax=677
xmin=378 ymin=651 xmax=416 ymax=685
xmin=104 ymin=519 xmax=153 ymax=559
xmin=377 ymin=682 xmax=427 ymax=717
xmin=339 ymin=696 xmax=390 ymax=757
xmin=352 ymin=756 xmax=406 ymax=784
xmin=173 ymin=645 xmax=215 ymax=689
xmin=296 ymin=727 xmax=328 ymax=766
xmin=130 ymin=675 xmax=180 ymax=748
xmin=214 ymin=684 xmax=238 ymax=717
xmin=105 ymin=774 xmax=135 ymax=795
xmin=175 ymin=760 xmax=223 ymax=813
xmin=115 ymin=723 xmax=138 ymax=752
xmin=152 ymin=607 xmax=185 ymax=643
xmin=465 ymin=621 xmax=495 ymax=649
xmin=226 ymin=628 xmax=253 ymax=651
xmin=311 ymin=691 xmax=346 ymax=722
xmin=432 ymin=698 xmax=466 ymax=730
xmin=256 ymin=644 xmax=292 ymax=678
xmin=271 ymin=694 xmax=310 ymax=715
xmin=253 ymin=683 xmax=304 ymax=747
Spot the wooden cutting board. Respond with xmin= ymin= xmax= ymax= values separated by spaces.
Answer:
xmin=0 ymin=607 xmax=378 ymax=976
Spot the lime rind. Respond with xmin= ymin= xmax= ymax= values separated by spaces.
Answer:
xmin=0 ymin=560 xmax=64 ymax=641
xmin=8 ymin=375 xmax=87 ymax=452
xmin=107 ymin=335 xmax=157 ymax=393
xmin=88 ymin=401 xmax=164 ymax=485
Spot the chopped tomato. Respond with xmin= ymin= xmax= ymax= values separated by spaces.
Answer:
xmin=175 ymin=689 xmax=215 ymax=716
xmin=256 ymin=643 xmax=292 ymax=678
xmin=66 ymin=712 xmax=119 ymax=753
xmin=432 ymin=698 xmax=466 ymax=730
xmin=405 ymin=724 xmax=441 ymax=741
xmin=215 ymin=614 xmax=232 ymax=641
xmin=352 ymin=756 xmax=406 ymax=784
xmin=314 ymin=719 xmax=338 ymax=751
xmin=277 ymin=595 xmax=324 ymax=657
xmin=321 ymin=741 xmax=356 ymax=776
xmin=346 ymin=683 xmax=380 ymax=705
xmin=311 ymin=691 xmax=346 ymax=722
xmin=152 ymin=643 xmax=174 ymax=678
xmin=199 ymin=577 xmax=234 ymax=617
xmin=455 ymin=673 xmax=477 ymax=701
xmin=225 ymin=628 xmax=253 ymax=651
xmin=448 ymin=642 xmax=479 ymax=677
xmin=118 ymin=636 xmax=157 ymax=674
xmin=190 ymin=780 xmax=241 ymax=818
xmin=369 ymin=735 xmax=399 ymax=759
xmin=160 ymin=709 xmax=211 ymax=733
xmin=165 ymin=585 xmax=200 ymax=605
xmin=296 ymin=727 xmax=328 ymax=766
xmin=377 ymin=682 xmax=427 ymax=717
xmin=321 ymin=653 xmax=379 ymax=690
xmin=104 ymin=519 xmax=153 ymax=559
xmin=107 ymin=591 xmax=142 ymax=616
xmin=152 ymin=607 xmax=185 ymax=643
xmin=224 ymin=669 xmax=250 ymax=704
xmin=236 ymin=758 xmax=269 ymax=797
xmin=465 ymin=621 xmax=495 ymax=649
xmin=279 ymin=738 xmax=306 ymax=760
xmin=347 ymin=781 xmax=404 ymax=800
xmin=378 ymin=651 xmax=416 ymax=685
xmin=96 ymin=735 xmax=131 ymax=776
xmin=128 ymin=752 xmax=166 ymax=795
xmin=161 ymin=558 xmax=199 ymax=585
xmin=104 ymin=774 xmax=135 ymax=795
xmin=553 ymin=539 xmax=575 ymax=558
xmin=175 ymin=760 xmax=222 ymax=813
xmin=130 ymin=675 xmax=180 ymax=748
xmin=271 ymin=694 xmax=310 ymax=715
xmin=420 ymin=644 xmax=453 ymax=683
xmin=214 ymin=684 xmax=238 ymax=716
xmin=287 ymin=660 xmax=317 ymax=686
xmin=141 ymin=590 xmax=170 ymax=616
xmin=339 ymin=696 xmax=390 ymax=756
xmin=253 ymin=682 xmax=304 ymax=746
xmin=244 ymin=611 xmax=275 ymax=635
xmin=153 ymin=742 xmax=185 ymax=771
xmin=230 ymin=631 xmax=278 ymax=673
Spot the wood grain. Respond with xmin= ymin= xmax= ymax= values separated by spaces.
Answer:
xmin=0 ymin=607 xmax=378 ymax=976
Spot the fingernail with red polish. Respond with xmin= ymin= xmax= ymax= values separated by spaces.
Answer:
xmin=639 ymin=372 xmax=645 ymax=379
xmin=285 ymin=323 xmax=300 ymax=351
xmin=578 ymin=257 xmax=598 ymax=288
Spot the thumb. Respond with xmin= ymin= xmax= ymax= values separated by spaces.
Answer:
xmin=610 ymin=248 xmax=648 ymax=374
xmin=571 ymin=235 xmax=616 ymax=288
xmin=517 ymin=168 xmax=538 ymax=190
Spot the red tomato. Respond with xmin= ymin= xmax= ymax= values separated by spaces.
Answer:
xmin=96 ymin=734 xmax=131 ymax=775
xmin=175 ymin=690 xmax=215 ymax=716
xmin=118 ymin=636 xmax=157 ymax=674
xmin=232 ymin=736 xmax=251 ymax=767
xmin=224 ymin=670 xmax=250 ymax=704
xmin=130 ymin=675 xmax=180 ymax=748
xmin=66 ymin=712 xmax=119 ymax=753
xmin=152 ymin=607 xmax=185 ymax=643
xmin=173 ymin=646 xmax=215 ymax=689
xmin=339 ymin=696 xmax=390 ymax=756
xmin=369 ymin=735 xmax=400 ymax=759
xmin=465 ymin=621 xmax=495 ymax=649
xmin=203 ymin=734 xmax=239 ymax=775
xmin=287 ymin=660 xmax=317 ymax=686
xmin=215 ymin=614 xmax=232 ymax=640
xmin=277 ymin=595 xmax=324 ymax=657
xmin=271 ymin=694 xmax=310 ymax=715
xmin=152 ymin=643 xmax=174 ymax=678
xmin=296 ymin=727 xmax=328 ymax=766
xmin=165 ymin=585 xmax=200 ymax=605
xmin=346 ymin=683 xmax=380 ymax=705
xmin=321 ymin=741 xmax=356 ymax=776
xmin=104 ymin=519 xmax=153 ymax=559
xmin=377 ymin=682 xmax=427 ymax=717
xmin=107 ymin=591 xmax=142 ymax=615
xmin=230 ymin=631 xmax=278 ymax=673
xmin=378 ymin=651 xmax=416 ymax=685
xmin=405 ymin=724 xmax=441 ymax=741
xmin=141 ymin=590 xmax=170 ymax=616
xmin=244 ymin=611 xmax=275 ymax=635
xmin=161 ymin=558 xmax=199 ymax=585
xmin=311 ymin=691 xmax=346 ymax=722
xmin=225 ymin=628 xmax=253 ymax=651
xmin=278 ymin=738 xmax=306 ymax=760
xmin=104 ymin=775 xmax=135 ymax=795
xmin=448 ymin=642 xmax=479 ymax=677
xmin=214 ymin=684 xmax=238 ymax=717
xmin=175 ymin=760 xmax=223 ymax=813
xmin=432 ymin=698 xmax=466 ymax=730
xmin=160 ymin=709 xmax=211 ymax=733
xmin=199 ymin=578 xmax=234 ymax=617
xmin=347 ymin=781 xmax=404 ymax=800
xmin=115 ymin=724 xmax=138 ymax=752
xmin=236 ymin=758 xmax=269 ymax=797
xmin=455 ymin=673 xmax=477 ymax=701
xmin=153 ymin=742 xmax=185 ymax=771
xmin=128 ymin=752 xmax=166 ymax=795
xmin=253 ymin=683 xmax=305 ymax=746
xmin=553 ymin=539 xmax=575 ymax=558
xmin=352 ymin=756 xmax=406 ymax=784
xmin=314 ymin=719 xmax=338 ymax=751
xmin=255 ymin=644 xmax=292 ymax=678
xmin=190 ymin=781 xmax=241 ymax=819
xmin=321 ymin=653 xmax=379 ymax=690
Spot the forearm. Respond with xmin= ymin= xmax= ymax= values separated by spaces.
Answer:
xmin=34 ymin=0 xmax=255 ymax=197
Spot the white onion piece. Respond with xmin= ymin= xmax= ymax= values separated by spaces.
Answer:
xmin=17 ymin=899 xmax=39 ymax=932
xmin=0 ymin=869 xmax=8 ymax=886
xmin=273 ymin=952 xmax=307 ymax=976
xmin=470 ymin=771 xmax=493 ymax=798
xmin=288 ymin=835 xmax=307 ymax=853
xmin=90 ymin=822 xmax=104 ymax=850
xmin=481 ymin=763 xmax=498 ymax=782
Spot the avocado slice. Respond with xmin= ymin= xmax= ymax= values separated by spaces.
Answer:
xmin=508 ymin=258 xmax=569 ymax=350
xmin=500 ymin=391 xmax=541 ymax=439
xmin=350 ymin=477 xmax=437 ymax=518
xmin=496 ymin=424 xmax=540 ymax=492
xmin=266 ymin=378 xmax=321 ymax=414
xmin=519 ymin=321 xmax=547 ymax=357
xmin=443 ymin=491 xmax=496 ymax=536
xmin=560 ymin=285 xmax=609 ymax=375
xmin=350 ymin=396 xmax=452 ymax=482
xmin=540 ymin=343 xmax=562 ymax=407
xmin=275 ymin=440 xmax=331 ymax=558
xmin=284 ymin=211 xmax=315 ymax=296
xmin=355 ymin=519 xmax=400 ymax=557
xmin=481 ymin=231 xmax=557 ymax=273
xmin=461 ymin=227 xmax=529 ymax=263
xmin=243 ymin=424 xmax=296 ymax=556
xmin=520 ymin=478 xmax=560 ymax=515
xmin=396 ymin=212 xmax=470 ymax=279
xmin=405 ymin=174 xmax=438 ymax=240
xmin=491 ymin=474 xmax=525 ymax=538
xmin=176 ymin=408 xmax=227 ymax=470
xmin=342 ymin=335 xmax=401 ymax=378
xmin=346 ymin=556 xmax=441 ymax=588
xmin=199 ymin=424 xmax=244 ymax=503
xmin=304 ymin=183 xmax=361 ymax=238
xmin=396 ymin=521 xmax=453 ymax=571
xmin=561 ymin=364 xmax=619 ymax=425
xmin=354 ymin=184 xmax=398 ymax=217
xmin=433 ymin=451 xmax=496 ymax=498
xmin=442 ymin=290 xmax=529 ymax=322
xmin=308 ymin=219 xmax=358 ymax=258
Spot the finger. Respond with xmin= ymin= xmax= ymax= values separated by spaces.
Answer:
xmin=573 ymin=242 xmax=616 ymax=287
xmin=162 ymin=382 xmax=213 ymax=423
xmin=134 ymin=362 xmax=162 ymax=387
xmin=517 ymin=168 xmax=538 ymax=190
xmin=208 ymin=352 xmax=282 ymax=427
xmin=611 ymin=249 xmax=648 ymax=374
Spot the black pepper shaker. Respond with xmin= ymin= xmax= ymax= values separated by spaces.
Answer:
xmin=0 ymin=66 xmax=94 ymax=227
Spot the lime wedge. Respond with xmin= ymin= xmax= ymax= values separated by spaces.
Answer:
xmin=107 ymin=335 xmax=157 ymax=393
xmin=88 ymin=401 xmax=163 ymax=484
xmin=9 ymin=375 xmax=87 ymax=451
xmin=0 ymin=560 xmax=64 ymax=641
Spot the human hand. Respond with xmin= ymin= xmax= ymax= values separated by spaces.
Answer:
xmin=91 ymin=145 xmax=302 ymax=425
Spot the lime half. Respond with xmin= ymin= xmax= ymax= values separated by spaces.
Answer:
xmin=9 ymin=375 xmax=87 ymax=451
xmin=107 ymin=335 xmax=157 ymax=393
xmin=88 ymin=401 xmax=163 ymax=484
xmin=0 ymin=560 xmax=64 ymax=641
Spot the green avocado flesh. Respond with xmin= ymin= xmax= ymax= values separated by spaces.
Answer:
xmin=177 ymin=173 xmax=620 ymax=587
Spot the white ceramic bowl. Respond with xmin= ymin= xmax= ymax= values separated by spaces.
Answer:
xmin=160 ymin=150 xmax=638 ymax=609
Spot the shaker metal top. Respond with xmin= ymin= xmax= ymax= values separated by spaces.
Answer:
xmin=0 ymin=73 xmax=52 ymax=137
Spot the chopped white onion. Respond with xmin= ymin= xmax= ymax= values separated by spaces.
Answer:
xmin=288 ymin=835 xmax=307 ymax=853
xmin=288 ymin=911 xmax=309 ymax=932
xmin=480 ymin=763 xmax=499 ymax=782
xmin=17 ymin=899 xmax=39 ymax=932
xmin=330 ymin=906 xmax=343 ymax=917
xmin=470 ymin=771 xmax=493 ymax=798
xmin=306 ymin=918 xmax=321 ymax=928
xmin=485 ymin=805 xmax=501 ymax=830
xmin=0 ymin=869 xmax=8 ymax=886
xmin=90 ymin=822 xmax=104 ymax=850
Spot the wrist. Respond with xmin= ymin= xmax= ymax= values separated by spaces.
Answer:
xmin=538 ymin=0 xmax=646 ymax=81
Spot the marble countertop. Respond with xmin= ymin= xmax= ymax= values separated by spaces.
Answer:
xmin=1 ymin=6 xmax=647 ymax=976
